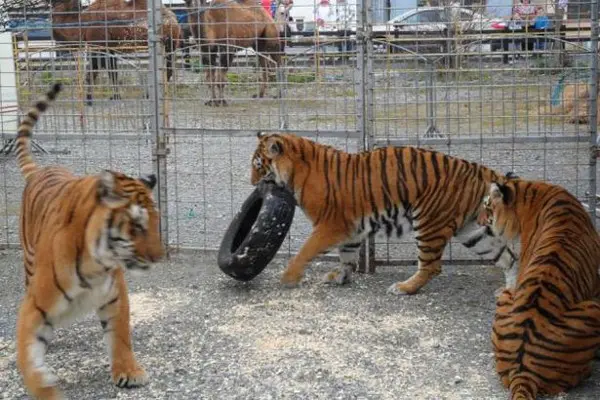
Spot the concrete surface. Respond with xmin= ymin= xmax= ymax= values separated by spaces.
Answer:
xmin=0 ymin=248 xmax=598 ymax=399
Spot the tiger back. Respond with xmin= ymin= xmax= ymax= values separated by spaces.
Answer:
xmin=480 ymin=179 xmax=600 ymax=399
xmin=14 ymin=83 xmax=165 ymax=400
xmin=250 ymin=132 xmax=518 ymax=294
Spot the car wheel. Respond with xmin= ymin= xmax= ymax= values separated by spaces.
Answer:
xmin=217 ymin=181 xmax=297 ymax=281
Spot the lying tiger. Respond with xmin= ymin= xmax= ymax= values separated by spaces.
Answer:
xmin=478 ymin=179 xmax=600 ymax=399
xmin=250 ymin=131 xmax=518 ymax=294
xmin=13 ymin=83 xmax=165 ymax=399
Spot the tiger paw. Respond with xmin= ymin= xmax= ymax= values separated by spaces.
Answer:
xmin=323 ymin=267 xmax=352 ymax=285
xmin=30 ymin=385 xmax=66 ymax=400
xmin=280 ymin=269 xmax=302 ymax=288
xmin=112 ymin=364 xmax=148 ymax=388
xmin=386 ymin=281 xmax=417 ymax=296
xmin=494 ymin=287 xmax=505 ymax=299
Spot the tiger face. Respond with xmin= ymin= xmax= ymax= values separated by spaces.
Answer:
xmin=250 ymin=132 xmax=289 ymax=186
xmin=478 ymin=182 xmax=518 ymax=239
xmin=92 ymin=170 xmax=164 ymax=271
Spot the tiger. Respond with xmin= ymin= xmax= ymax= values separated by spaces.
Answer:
xmin=13 ymin=83 xmax=165 ymax=400
xmin=477 ymin=179 xmax=600 ymax=399
xmin=250 ymin=131 xmax=518 ymax=294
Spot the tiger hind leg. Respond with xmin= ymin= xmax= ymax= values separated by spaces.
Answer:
xmin=387 ymin=224 xmax=454 ymax=295
xmin=323 ymin=242 xmax=361 ymax=285
xmin=455 ymin=219 xmax=517 ymax=294
xmin=96 ymin=269 xmax=148 ymax=388
xmin=16 ymin=295 xmax=64 ymax=400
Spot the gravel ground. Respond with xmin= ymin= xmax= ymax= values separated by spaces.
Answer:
xmin=1 ymin=248 xmax=598 ymax=400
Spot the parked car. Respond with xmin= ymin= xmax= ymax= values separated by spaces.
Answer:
xmin=374 ymin=6 xmax=508 ymax=33
xmin=372 ymin=6 xmax=508 ymax=54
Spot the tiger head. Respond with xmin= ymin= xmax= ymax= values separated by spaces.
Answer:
xmin=250 ymin=132 xmax=291 ymax=187
xmin=90 ymin=170 xmax=165 ymax=271
xmin=478 ymin=181 xmax=519 ymax=240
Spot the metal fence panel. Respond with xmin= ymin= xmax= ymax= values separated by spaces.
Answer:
xmin=365 ymin=0 xmax=599 ymax=268
xmin=0 ymin=0 xmax=597 ymax=273
xmin=163 ymin=0 xmax=361 ymax=254
xmin=1 ymin=1 xmax=158 ymax=246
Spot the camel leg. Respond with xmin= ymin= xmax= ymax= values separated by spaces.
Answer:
xmin=204 ymin=68 xmax=218 ymax=107
xmin=202 ymin=48 xmax=218 ymax=107
xmin=217 ymin=52 xmax=232 ymax=107
xmin=217 ymin=68 xmax=228 ymax=107
xmin=108 ymin=54 xmax=121 ymax=101
xmin=86 ymin=53 xmax=101 ymax=106
xmin=252 ymin=55 xmax=268 ymax=99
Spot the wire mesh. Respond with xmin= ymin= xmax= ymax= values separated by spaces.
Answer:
xmin=164 ymin=0 xmax=361 ymax=252
xmin=0 ymin=0 xmax=164 ymax=246
xmin=368 ymin=0 xmax=599 ymax=267
xmin=0 ymin=0 xmax=598 ymax=274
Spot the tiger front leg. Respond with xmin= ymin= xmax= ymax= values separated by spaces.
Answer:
xmin=323 ymin=242 xmax=362 ymax=285
xmin=281 ymin=227 xmax=346 ymax=288
xmin=96 ymin=269 xmax=147 ymax=389
xmin=455 ymin=220 xmax=518 ymax=295
xmin=16 ymin=295 xmax=64 ymax=400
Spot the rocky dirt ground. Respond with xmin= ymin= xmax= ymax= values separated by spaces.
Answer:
xmin=0 ymin=248 xmax=598 ymax=400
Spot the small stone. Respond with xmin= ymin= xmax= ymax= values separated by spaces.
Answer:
xmin=298 ymin=328 xmax=311 ymax=335
xmin=454 ymin=376 xmax=463 ymax=384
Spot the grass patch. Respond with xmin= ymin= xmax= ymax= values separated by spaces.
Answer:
xmin=373 ymin=84 xmax=567 ymax=134
xmin=287 ymin=72 xmax=316 ymax=84
xmin=40 ymin=71 xmax=74 ymax=86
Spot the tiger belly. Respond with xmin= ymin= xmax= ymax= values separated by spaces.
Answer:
xmin=353 ymin=207 xmax=414 ymax=242
xmin=45 ymin=272 xmax=117 ymax=328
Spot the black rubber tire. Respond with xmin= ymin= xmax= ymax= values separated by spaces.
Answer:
xmin=217 ymin=181 xmax=297 ymax=281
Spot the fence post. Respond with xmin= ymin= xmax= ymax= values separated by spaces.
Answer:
xmin=589 ymin=0 xmax=598 ymax=228
xmin=357 ymin=0 xmax=376 ymax=273
xmin=148 ymin=0 xmax=170 ymax=247
xmin=278 ymin=66 xmax=289 ymax=129
xmin=424 ymin=62 xmax=441 ymax=138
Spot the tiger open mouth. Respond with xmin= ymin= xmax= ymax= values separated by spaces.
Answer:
xmin=482 ymin=195 xmax=494 ymax=225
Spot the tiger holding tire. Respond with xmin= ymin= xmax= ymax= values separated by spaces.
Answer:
xmin=250 ymin=131 xmax=519 ymax=294
xmin=13 ymin=83 xmax=165 ymax=399
xmin=478 ymin=179 xmax=600 ymax=399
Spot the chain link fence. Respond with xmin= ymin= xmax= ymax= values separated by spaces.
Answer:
xmin=1 ymin=0 xmax=598 ymax=273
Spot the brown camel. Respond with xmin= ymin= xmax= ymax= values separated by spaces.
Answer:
xmin=185 ymin=0 xmax=282 ymax=106
xmin=50 ymin=0 xmax=182 ymax=105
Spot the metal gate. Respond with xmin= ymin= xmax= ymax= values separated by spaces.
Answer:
xmin=1 ymin=0 xmax=597 ymax=273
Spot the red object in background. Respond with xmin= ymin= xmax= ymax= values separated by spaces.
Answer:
xmin=261 ymin=0 xmax=271 ymax=13
xmin=490 ymin=21 xmax=507 ymax=30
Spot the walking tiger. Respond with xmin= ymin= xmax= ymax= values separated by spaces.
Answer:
xmin=13 ymin=83 xmax=165 ymax=399
xmin=478 ymin=179 xmax=600 ymax=399
xmin=250 ymin=132 xmax=518 ymax=294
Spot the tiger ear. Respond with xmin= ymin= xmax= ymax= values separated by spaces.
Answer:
xmin=97 ymin=170 xmax=129 ymax=209
xmin=139 ymin=174 xmax=157 ymax=190
xmin=490 ymin=182 xmax=513 ymax=206
xmin=265 ymin=137 xmax=283 ymax=158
